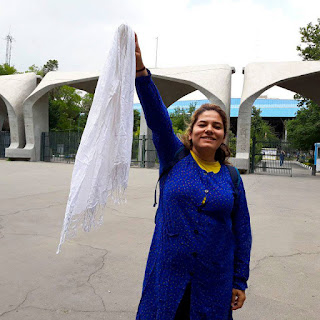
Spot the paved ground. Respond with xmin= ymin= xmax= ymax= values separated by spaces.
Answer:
xmin=0 ymin=160 xmax=319 ymax=320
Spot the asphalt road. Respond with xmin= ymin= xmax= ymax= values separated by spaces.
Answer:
xmin=0 ymin=160 xmax=319 ymax=320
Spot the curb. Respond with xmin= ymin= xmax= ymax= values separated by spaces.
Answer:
xmin=295 ymin=161 xmax=312 ymax=170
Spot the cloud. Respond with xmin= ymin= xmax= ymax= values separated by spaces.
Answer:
xmin=0 ymin=0 xmax=318 ymax=99
xmin=135 ymin=0 xmax=303 ymax=98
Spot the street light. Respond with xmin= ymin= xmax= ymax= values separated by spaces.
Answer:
xmin=155 ymin=37 xmax=158 ymax=68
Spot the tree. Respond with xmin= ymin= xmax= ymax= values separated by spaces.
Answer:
xmin=133 ymin=109 xmax=140 ymax=135
xmin=287 ymin=101 xmax=320 ymax=150
xmin=170 ymin=102 xmax=197 ymax=134
xmin=25 ymin=60 xmax=59 ymax=77
xmin=81 ymin=93 xmax=94 ymax=113
xmin=297 ymin=18 xmax=320 ymax=61
xmin=228 ymin=130 xmax=237 ymax=157
xmin=0 ymin=63 xmax=17 ymax=75
xmin=42 ymin=59 xmax=58 ymax=76
xmin=25 ymin=64 xmax=42 ymax=75
xmin=251 ymin=106 xmax=277 ymax=141
xmin=294 ymin=18 xmax=320 ymax=105
xmin=286 ymin=18 xmax=320 ymax=150
xmin=49 ymin=85 xmax=83 ymax=131
xmin=37 ymin=60 xmax=81 ymax=131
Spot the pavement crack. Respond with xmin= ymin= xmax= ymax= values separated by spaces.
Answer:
xmin=20 ymin=306 xmax=109 ymax=313
xmin=0 ymin=203 xmax=65 ymax=217
xmin=0 ymin=287 xmax=38 ymax=317
xmin=86 ymin=249 xmax=109 ymax=312
xmin=251 ymin=251 xmax=320 ymax=272
xmin=74 ymin=243 xmax=107 ymax=252
xmin=1 ymin=190 xmax=67 ymax=201
xmin=106 ymin=206 xmax=153 ymax=221
xmin=19 ymin=306 xmax=58 ymax=312
xmin=251 ymin=291 xmax=314 ymax=314
xmin=5 ymin=232 xmax=57 ymax=239
xmin=19 ymin=306 xmax=133 ymax=314
xmin=19 ymin=305 xmax=105 ymax=313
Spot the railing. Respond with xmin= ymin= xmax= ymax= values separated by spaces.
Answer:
xmin=250 ymin=138 xmax=300 ymax=176
xmin=0 ymin=131 xmax=10 ymax=158
xmin=41 ymin=131 xmax=158 ymax=167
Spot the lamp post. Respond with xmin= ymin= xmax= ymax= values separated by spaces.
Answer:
xmin=155 ymin=37 xmax=158 ymax=68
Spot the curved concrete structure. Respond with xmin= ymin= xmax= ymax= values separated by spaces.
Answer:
xmin=0 ymin=95 xmax=8 ymax=131
xmin=0 ymin=73 xmax=37 ymax=153
xmin=15 ymin=72 xmax=99 ymax=161
xmin=140 ymin=65 xmax=235 ymax=167
xmin=7 ymin=62 xmax=320 ymax=167
xmin=235 ymin=61 xmax=320 ymax=172
xmin=151 ymin=65 xmax=235 ymax=111
xmin=7 ymin=66 xmax=234 ymax=163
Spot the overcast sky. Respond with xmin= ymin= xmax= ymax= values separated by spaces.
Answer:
xmin=1 ymin=0 xmax=320 ymax=101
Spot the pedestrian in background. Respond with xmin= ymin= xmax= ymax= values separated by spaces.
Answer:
xmin=280 ymin=150 xmax=285 ymax=166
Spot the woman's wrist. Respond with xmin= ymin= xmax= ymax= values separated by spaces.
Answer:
xmin=136 ymin=66 xmax=146 ymax=72
xmin=136 ymin=65 xmax=148 ymax=77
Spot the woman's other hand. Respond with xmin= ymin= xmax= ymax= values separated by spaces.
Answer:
xmin=231 ymin=288 xmax=246 ymax=310
xmin=135 ymin=33 xmax=148 ymax=77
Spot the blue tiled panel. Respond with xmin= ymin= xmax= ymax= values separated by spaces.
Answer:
xmin=133 ymin=98 xmax=300 ymax=118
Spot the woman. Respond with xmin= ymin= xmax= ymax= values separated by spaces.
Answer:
xmin=135 ymin=35 xmax=252 ymax=320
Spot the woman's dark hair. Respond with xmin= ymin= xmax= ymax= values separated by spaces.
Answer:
xmin=180 ymin=103 xmax=231 ymax=164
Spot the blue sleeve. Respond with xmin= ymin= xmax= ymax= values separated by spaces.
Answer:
xmin=135 ymin=70 xmax=183 ymax=172
xmin=232 ymin=178 xmax=252 ymax=290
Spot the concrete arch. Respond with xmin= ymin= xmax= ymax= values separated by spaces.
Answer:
xmin=151 ymin=65 xmax=235 ymax=111
xmin=15 ymin=72 xmax=99 ymax=161
xmin=234 ymin=61 xmax=320 ymax=172
xmin=139 ymin=65 xmax=235 ymax=166
xmin=8 ymin=66 xmax=234 ymax=162
xmin=0 ymin=73 xmax=38 ymax=156
xmin=0 ymin=94 xmax=9 ymax=131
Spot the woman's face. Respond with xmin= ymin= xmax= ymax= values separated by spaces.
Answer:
xmin=189 ymin=110 xmax=225 ymax=156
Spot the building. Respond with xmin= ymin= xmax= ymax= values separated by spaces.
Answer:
xmin=134 ymin=97 xmax=299 ymax=139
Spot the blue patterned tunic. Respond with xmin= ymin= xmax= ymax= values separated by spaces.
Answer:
xmin=135 ymin=70 xmax=252 ymax=320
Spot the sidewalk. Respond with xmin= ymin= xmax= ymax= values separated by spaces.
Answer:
xmin=0 ymin=160 xmax=319 ymax=320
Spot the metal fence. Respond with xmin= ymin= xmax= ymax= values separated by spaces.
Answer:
xmin=41 ymin=131 xmax=158 ymax=167
xmin=41 ymin=131 xmax=81 ymax=163
xmin=250 ymin=138 xmax=298 ymax=176
xmin=0 ymin=131 xmax=10 ymax=158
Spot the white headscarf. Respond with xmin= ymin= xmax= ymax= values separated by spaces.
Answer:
xmin=57 ymin=24 xmax=135 ymax=253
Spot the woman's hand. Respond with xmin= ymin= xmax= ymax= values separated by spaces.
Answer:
xmin=135 ymin=33 xmax=148 ymax=77
xmin=231 ymin=288 xmax=246 ymax=310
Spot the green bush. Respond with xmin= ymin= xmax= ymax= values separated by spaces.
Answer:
xmin=307 ymin=158 xmax=314 ymax=165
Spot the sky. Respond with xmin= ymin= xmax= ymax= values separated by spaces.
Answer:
xmin=1 ymin=0 xmax=320 ymax=101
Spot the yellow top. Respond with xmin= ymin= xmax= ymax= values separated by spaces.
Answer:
xmin=190 ymin=150 xmax=221 ymax=205
xmin=190 ymin=150 xmax=221 ymax=173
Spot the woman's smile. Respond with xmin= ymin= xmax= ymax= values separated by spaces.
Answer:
xmin=201 ymin=136 xmax=216 ymax=141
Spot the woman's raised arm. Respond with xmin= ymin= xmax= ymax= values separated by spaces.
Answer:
xmin=135 ymin=34 xmax=148 ymax=77
xmin=135 ymin=34 xmax=182 ymax=172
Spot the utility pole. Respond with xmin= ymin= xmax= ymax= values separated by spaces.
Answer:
xmin=155 ymin=37 xmax=158 ymax=68
xmin=5 ymin=32 xmax=14 ymax=66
